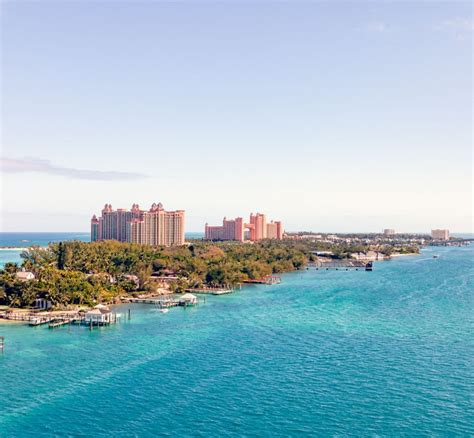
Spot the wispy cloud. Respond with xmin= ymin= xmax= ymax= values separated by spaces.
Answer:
xmin=0 ymin=157 xmax=147 ymax=181
xmin=435 ymin=17 xmax=473 ymax=40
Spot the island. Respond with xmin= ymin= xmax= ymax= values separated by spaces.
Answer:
xmin=0 ymin=233 xmax=436 ymax=312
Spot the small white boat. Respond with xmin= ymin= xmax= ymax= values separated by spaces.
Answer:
xmin=159 ymin=308 xmax=169 ymax=314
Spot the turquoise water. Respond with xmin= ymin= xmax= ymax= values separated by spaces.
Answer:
xmin=0 ymin=245 xmax=472 ymax=436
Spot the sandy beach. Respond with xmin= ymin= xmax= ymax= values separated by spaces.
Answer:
xmin=0 ymin=318 xmax=27 ymax=325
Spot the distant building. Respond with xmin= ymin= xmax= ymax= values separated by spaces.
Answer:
xmin=383 ymin=229 xmax=396 ymax=236
xmin=16 ymin=271 xmax=35 ymax=281
xmin=34 ymin=298 xmax=52 ymax=310
xmin=205 ymin=217 xmax=244 ymax=241
xmin=84 ymin=304 xmax=113 ymax=324
xmin=91 ymin=203 xmax=185 ymax=246
xmin=267 ymin=220 xmax=284 ymax=240
xmin=205 ymin=213 xmax=283 ymax=241
xmin=431 ymin=229 xmax=450 ymax=240
xmin=179 ymin=293 xmax=198 ymax=306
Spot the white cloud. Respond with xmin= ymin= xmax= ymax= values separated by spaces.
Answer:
xmin=0 ymin=157 xmax=148 ymax=181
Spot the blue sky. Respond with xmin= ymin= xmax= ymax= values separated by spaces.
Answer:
xmin=1 ymin=1 xmax=472 ymax=232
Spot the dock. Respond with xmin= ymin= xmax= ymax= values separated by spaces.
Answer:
xmin=129 ymin=298 xmax=180 ymax=308
xmin=185 ymin=287 xmax=235 ymax=295
xmin=243 ymin=275 xmax=282 ymax=285
xmin=48 ymin=318 xmax=81 ymax=328
xmin=129 ymin=296 xmax=199 ymax=307
xmin=310 ymin=261 xmax=373 ymax=271
xmin=0 ymin=310 xmax=119 ymax=329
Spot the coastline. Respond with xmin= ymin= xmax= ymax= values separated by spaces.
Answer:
xmin=0 ymin=318 xmax=27 ymax=325
xmin=0 ymin=247 xmax=30 ymax=251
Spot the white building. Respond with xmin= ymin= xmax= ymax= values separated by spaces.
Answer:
xmin=179 ymin=293 xmax=197 ymax=306
xmin=383 ymin=229 xmax=395 ymax=236
xmin=431 ymin=229 xmax=450 ymax=240
xmin=16 ymin=271 xmax=35 ymax=281
xmin=84 ymin=305 xmax=113 ymax=325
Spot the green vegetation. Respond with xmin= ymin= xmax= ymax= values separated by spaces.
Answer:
xmin=0 ymin=238 xmax=420 ymax=309
xmin=0 ymin=240 xmax=309 ymax=308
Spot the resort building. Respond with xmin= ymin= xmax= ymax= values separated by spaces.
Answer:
xmin=205 ymin=217 xmax=245 ymax=241
xmin=91 ymin=203 xmax=185 ymax=246
xmin=267 ymin=221 xmax=283 ymax=239
xmin=383 ymin=229 xmax=396 ymax=236
xmin=205 ymin=213 xmax=283 ymax=242
xmin=431 ymin=229 xmax=450 ymax=241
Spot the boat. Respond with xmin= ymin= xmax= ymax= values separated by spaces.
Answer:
xmin=433 ymin=255 xmax=439 ymax=259
xmin=159 ymin=308 xmax=169 ymax=314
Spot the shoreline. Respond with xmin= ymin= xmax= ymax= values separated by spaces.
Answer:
xmin=0 ymin=318 xmax=28 ymax=325
xmin=0 ymin=248 xmax=453 ymax=319
xmin=0 ymin=247 xmax=31 ymax=251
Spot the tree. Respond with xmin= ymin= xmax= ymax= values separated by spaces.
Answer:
xmin=57 ymin=242 xmax=66 ymax=269
xmin=3 ymin=262 xmax=19 ymax=275
xmin=134 ymin=263 xmax=153 ymax=291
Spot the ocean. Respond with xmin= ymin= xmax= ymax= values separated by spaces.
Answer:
xmin=0 ymin=244 xmax=472 ymax=436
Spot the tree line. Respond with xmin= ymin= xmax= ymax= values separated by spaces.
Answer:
xmin=0 ymin=238 xmax=419 ymax=309
xmin=0 ymin=240 xmax=309 ymax=308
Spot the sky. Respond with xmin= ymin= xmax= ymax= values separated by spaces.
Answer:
xmin=1 ymin=1 xmax=472 ymax=233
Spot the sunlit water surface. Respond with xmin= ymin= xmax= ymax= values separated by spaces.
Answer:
xmin=0 ymin=245 xmax=472 ymax=436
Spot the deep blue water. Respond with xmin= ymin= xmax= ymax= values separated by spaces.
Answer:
xmin=0 ymin=245 xmax=472 ymax=436
xmin=0 ymin=233 xmax=90 ymax=267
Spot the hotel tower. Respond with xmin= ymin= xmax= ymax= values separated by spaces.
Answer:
xmin=205 ymin=213 xmax=283 ymax=242
xmin=91 ymin=203 xmax=185 ymax=246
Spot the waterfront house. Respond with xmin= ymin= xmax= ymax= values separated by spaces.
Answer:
xmin=179 ymin=293 xmax=197 ymax=306
xmin=16 ymin=271 xmax=35 ymax=281
xmin=84 ymin=305 xmax=112 ymax=325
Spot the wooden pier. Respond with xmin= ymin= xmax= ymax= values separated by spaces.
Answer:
xmin=129 ymin=295 xmax=199 ymax=307
xmin=0 ymin=311 xmax=119 ymax=329
xmin=185 ymin=287 xmax=235 ymax=295
xmin=48 ymin=318 xmax=81 ymax=328
xmin=129 ymin=298 xmax=180 ymax=308
xmin=310 ymin=260 xmax=373 ymax=271
xmin=244 ymin=275 xmax=282 ymax=285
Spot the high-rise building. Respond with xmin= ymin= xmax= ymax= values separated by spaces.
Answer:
xmin=91 ymin=215 xmax=100 ymax=242
xmin=249 ymin=213 xmax=267 ymax=241
xmin=431 ymin=229 xmax=449 ymax=240
xmin=91 ymin=203 xmax=185 ymax=246
xmin=267 ymin=221 xmax=284 ymax=240
xmin=204 ymin=224 xmax=225 ymax=241
xmin=205 ymin=213 xmax=283 ymax=241
xmin=383 ymin=229 xmax=396 ymax=236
